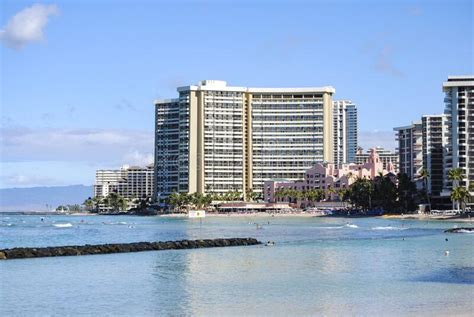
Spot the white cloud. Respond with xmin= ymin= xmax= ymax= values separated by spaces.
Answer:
xmin=0 ymin=3 xmax=59 ymax=49
xmin=123 ymin=150 xmax=154 ymax=167
xmin=0 ymin=128 xmax=154 ymax=165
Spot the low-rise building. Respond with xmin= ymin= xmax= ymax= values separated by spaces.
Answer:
xmin=354 ymin=146 xmax=399 ymax=173
xmin=264 ymin=148 xmax=396 ymax=205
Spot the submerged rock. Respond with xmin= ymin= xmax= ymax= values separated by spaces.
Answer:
xmin=0 ymin=238 xmax=261 ymax=260
xmin=444 ymin=227 xmax=474 ymax=233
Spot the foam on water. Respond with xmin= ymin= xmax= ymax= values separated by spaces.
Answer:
xmin=53 ymin=223 xmax=73 ymax=228
xmin=456 ymin=229 xmax=474 ymax=234
xmin=345 ymin=224 xmax=359 ymax=228
xmin=372 ymin=226 xmax=408 ymax=231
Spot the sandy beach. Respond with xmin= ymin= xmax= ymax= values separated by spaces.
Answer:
xmin=380 ymin=214 xmax=474 ymax=223
xmin=159 ymin=212 xmax=321 ymax=218
xmin=159 ymin=212 xmax=474 ymax=223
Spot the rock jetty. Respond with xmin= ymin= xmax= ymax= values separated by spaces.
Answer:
xmin=444 ymin=227 xmax=474 ymax=233
xmin=0 ymin=238 xmax=261 ymax=260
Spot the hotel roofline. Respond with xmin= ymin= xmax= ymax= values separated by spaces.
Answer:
xmin=174 ymin=80 xmax=336 ymax=94
xmin=442 ymin=75 xmax=474 ymax=88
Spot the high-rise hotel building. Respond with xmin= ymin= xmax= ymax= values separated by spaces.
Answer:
xmin=394 ymin=121 xmax=423 ymax=180
xmin=422 ymin=114 xmax=448 ymax=196
xmin=333 ymin=100 xmax=358 ymax=165
xmin=442 ymin=76 xmax=474 ymax=195
xmin=154 ymin=80 xmax=335 ymax=200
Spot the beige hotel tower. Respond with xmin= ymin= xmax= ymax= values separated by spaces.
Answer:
xmin=154 ymin=80 xmax=335 ymax=201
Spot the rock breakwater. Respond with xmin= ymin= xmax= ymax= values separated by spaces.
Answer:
xmin=0 ymin=238 xmax=261 ymax=260
xmin=444 ymin=227 xmax=474 ymax=233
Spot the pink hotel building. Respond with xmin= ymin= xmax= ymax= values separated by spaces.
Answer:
xmin=264 ymin=148 xmax=396 ymax=203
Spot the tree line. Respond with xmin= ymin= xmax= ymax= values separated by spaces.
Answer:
xmin=80 ymin=168 xmax=471 ymax=214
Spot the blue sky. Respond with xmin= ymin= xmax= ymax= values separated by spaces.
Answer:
xmin=0 ymin=0 xmax=472 ymax=188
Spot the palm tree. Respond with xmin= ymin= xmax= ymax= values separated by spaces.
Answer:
xmin=451 ymin=186 xmax=471 ymax=212
xmin=417 ymin=168 xmax=431 ymax=211
xmin=326 ymin=187 xmax=336 ymax=201
xmin=337 ymin=188 xmax=350 ymax=207
xmin=168 ymin=192 xmax=186 ymax=212
xmin=246 ymin=188 xmax=259 ymax=202
xmin=448 ymin=168 xmax=463 ymax=187
xmin=448 ymin=168 xmax=464 ymax=210
xmin=104 ymin=192 xmax=127 ymax=212
xmin=83 ymin=197 xmax=94 ymax=212
xmin=92 ymin=196 xmax=103 ymax=213
xmin=349 ymin=178 xmax=374 ymax=210
xmin=304 ymin=189 xmax=315 ymax=206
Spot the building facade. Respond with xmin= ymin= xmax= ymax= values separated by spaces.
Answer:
xmin=394 ymin=122 xmax=423 ymax=179
xmin=442 ymin=76 xmax=474 ymax=196
xmin=94 ymin=165 xmax=154 ymax=200
xmin=264 ymin=148 xmax=396 ymax=204
xmin=354 ymin=146 xmax=399 ymax=173
xmin=422 ymin=114 xmax=448 ymax=196
xmin=333 ymin=100 xmax=358 ymax=165
xmin=154 ymin=80 xmax=336 ymax=201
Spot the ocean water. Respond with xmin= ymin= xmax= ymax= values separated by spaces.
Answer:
xmin=0 ymin=214 xmax=473 ymax=316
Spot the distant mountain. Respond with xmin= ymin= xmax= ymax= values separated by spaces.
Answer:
xmin=0 ymin=185 xmax=93 ymax=212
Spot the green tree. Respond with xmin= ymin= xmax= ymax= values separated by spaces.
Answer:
xmin=373 ymin=174 xmax=397 ymax=211
xmin=246 ymin=188 xmax=259 ymax=202
xmin=56 ymin=205 xmax=68 ymax=212
xmin=417 ymin=168 xmax=431 ymax=210
xmin=397 ymin=173 xmax=417 ymax=212
xmin=67 ymin=204 xmax=81 ymax=212
xmin=349 ymin=178 xmax=374 ymax=210
xmin=448 ymin=168 xmax=464 ymax=210
xmin=83 ymin=197 xmax=94 ymax=211
xmin=448 ymin=168 xmax=463 ymax=187
xmin=91 ymin=196 xmax=102 ymax=213
xmin=168 ymin=192 xmax=189 ymax=212
xmin=326 ymin=187 xmax=336 ymax=201
xmin=451 ymin=186 xmax=470 ymax=212
xmin=104 ymin=192 xmax=128 ymax=212
xmin=190 ymin=192 xmax=207 ymax=209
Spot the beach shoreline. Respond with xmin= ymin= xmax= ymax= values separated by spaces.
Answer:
xmin=3 ymin=211 xmax=473 ymax=223
xmin=380 ymin=214 xmax=474 ymax=223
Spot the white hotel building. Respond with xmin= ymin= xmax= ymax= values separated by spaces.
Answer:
xmin=154 ymin=80 xmax=336 ymax=201
xmin=442 ymin=76 xmax=474 ymax=196
xmin=333 ymin=100 xmax=358 ymax=165
xmin=94 ymin=165 xmax=154 ymax=200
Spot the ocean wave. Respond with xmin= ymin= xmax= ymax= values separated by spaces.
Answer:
xmin=456 ymin=229 xmax=474 ymax=234
xmin=53 ymin=223 xmax=73 ymax=228
xmin=372 ymin=226 xmax=408 ymax=231
xmin=345 ymin=224 xmax=359 ymax=229
xmin=316 ymin=226 xmax=345 ymax=229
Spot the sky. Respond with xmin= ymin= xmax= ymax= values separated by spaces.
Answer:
xmin=0 ymin=0 xmax=473 ymax=188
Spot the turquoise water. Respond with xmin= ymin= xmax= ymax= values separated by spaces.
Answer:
xmin=1 ymin=215 xmax=473 ymax=316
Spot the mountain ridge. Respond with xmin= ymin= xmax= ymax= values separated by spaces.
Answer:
xmin=0 ymin=185 xmax=93 ymax=212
